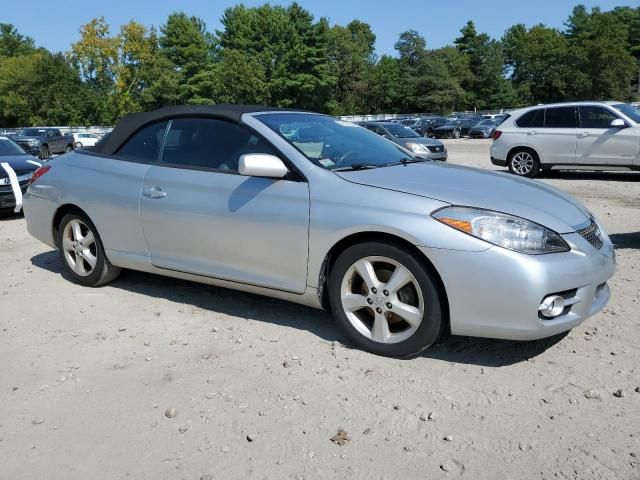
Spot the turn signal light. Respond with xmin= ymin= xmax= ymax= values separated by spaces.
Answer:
xmin=438 ymin=217 xmax=472 ymax=234
xmin=29 ymin=165 xmax=51 ymax=185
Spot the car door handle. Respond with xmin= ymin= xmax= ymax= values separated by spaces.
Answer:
xmin=579 ymin=132 xmax=590 ymax=137
xmin=527 ymin=131 xmax=538 ymax=135
xmin=143 ymin=187 xmax=167 ymax=199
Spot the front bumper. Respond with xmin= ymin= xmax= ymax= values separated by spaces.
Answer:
xmin=0 ymin=181 xmax=29 ymax=209
xmin=419 ymin=231 xmax=616 ymax=341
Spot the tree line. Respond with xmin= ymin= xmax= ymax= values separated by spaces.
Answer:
xmin=0 ymin=3 xmax=638 ymax=127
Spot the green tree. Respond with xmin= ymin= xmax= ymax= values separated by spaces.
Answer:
xmin=0 ymin=24 xmax=36 ymax=58
xmin=327 ymin=20 xmax=377 ymax=114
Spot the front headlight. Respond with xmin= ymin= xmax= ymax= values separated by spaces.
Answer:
xmin=28 ymin=139 xmax=40 ymax=145
xmin=406 ymin=142 xmax=429 ymax=153
xmin=432 ymin=206 xmax=569 ymax=254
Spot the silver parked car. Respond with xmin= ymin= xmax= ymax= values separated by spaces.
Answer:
xmin=359 ymin=121 xmax=447 ymax=161
xmin=24 ymin=105 xmax=615 ymax=357
xmin=491 ymin=101 xmax=640 ymax=177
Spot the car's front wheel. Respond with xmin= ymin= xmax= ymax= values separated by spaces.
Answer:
xmin=508 ymin=148 xmax=540 ymax=178
xmin=57 ymin=212 xmax=121 ymax=287
xmin=328 ymin=241 xmax=443 ymax=357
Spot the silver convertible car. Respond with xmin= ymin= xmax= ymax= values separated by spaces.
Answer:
xmin=24 ymin=105 xmax=615 ymax=357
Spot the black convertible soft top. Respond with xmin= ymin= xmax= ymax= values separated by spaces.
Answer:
xmin=94 ymin=104 xmax=300 ymax=155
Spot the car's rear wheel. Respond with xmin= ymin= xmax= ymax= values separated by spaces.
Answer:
xmin=41 ymin=145 xmax=49 ymax=159
xmin=65 ymin=144 xmax=73 ymax=153
xmin=57 ymin=212 xmax=121 ymax=287
xmin=328 ymin=241 xmax=443 ymax=357
xmin=75 ymin=142 xmax=83 ymax=149
xmin=508 ymin=148 xmax=540 ymax=178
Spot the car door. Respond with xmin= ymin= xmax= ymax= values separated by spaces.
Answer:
xmin=49 ymin=129 xmax=63 ymax=152
xmin=535 ymin=106 xmax=578 ymax=165
xmin=575 ymin=105 xmax=637 ymax=166
xmin=139 ymin=117 xmax=310 ymax=293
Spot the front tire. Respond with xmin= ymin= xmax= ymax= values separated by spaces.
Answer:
xmin=65 ymin=144 xmax=73 ymax=153
xmin=57 ymin=212 xmax=121 ymax=287
xmin=40 ymin=145 xmax=49 ymax=159
xmin=508 ymin=148 xmax=540 ymax=178
xmin=328 ymin=241 xmax=443 ymax=357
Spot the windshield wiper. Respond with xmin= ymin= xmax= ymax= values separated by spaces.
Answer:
xmin=385 ymin=157 xmax=429 ymax=167
xmin=332 ymin=163 xmax=379 ymax=172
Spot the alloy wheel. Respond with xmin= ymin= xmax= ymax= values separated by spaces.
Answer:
xmin=340 ymin=256 xmax=424 ymax=344
xmin=511 ymin=151 xmax=534 ymax=175
xmin=62 ymin=219 xmax=97 ymax=277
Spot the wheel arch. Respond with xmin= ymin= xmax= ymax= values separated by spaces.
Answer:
xmin=52 ymin=204 xmax=91 ymax=249
xmin=507 ymin=145 xmax=542 ymax=164
xmin=318 ymin=231 xmax=450 ymax=332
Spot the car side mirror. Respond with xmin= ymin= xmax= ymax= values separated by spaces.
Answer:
xmin=238 ymin=154 xmax=289 ymax=179
xmin=610 ymin=118 xmax=627 ymax=128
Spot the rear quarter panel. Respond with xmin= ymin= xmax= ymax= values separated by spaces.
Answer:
xmin=31 ymin=152 xmax=150 ymax=257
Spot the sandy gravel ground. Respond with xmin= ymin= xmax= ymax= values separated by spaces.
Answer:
xmin=1 ymin=139 xmax=639 ymax=480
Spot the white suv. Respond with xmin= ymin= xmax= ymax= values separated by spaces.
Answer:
xmin=490 ymin=101 xmax=640 ymax=177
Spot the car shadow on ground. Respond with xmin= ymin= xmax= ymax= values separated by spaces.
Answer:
xmin=31 ymin=250 xmax=565 ymax=367
xmin=537 ymin=171 xmax=640 ymax=182
xmin=609 ymin=232 xmax=640 ymax=250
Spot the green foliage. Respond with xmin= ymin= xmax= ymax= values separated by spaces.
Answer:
xmin=0 ymin=3 xmax=639 ymax=127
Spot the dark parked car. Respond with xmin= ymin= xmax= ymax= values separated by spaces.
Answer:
xmin=468 ymin=119 xmax=498 ymax=139
xmin=12 ymin=127 xmax=75 ymax=159
xmin=412 ymin=116 xmax=449 ymax=137
xmin=360 ymin=122 xmax=447 ymax=160
xmin=432 ymin=118 xmax=482 ymax=139
xmin=0 ymin=136 xmax=41 ymax=212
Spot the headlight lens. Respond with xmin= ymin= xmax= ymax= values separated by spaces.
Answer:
xmin=28 ymin=139 xmax=40 ymax=145
xmin=406 ymin=142 xmax=429 ymax=153
xmin=432 ymin=206 xmax=569 ymax=254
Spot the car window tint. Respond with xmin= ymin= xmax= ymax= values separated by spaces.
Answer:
xmin=116 ymin=121 xmax=168 ymax=162
xmin=544 ymin=107 xmax=577 ymax=128
xmin=579 ymin=106 xmax=618 ymax=129
xmin=161 ymin=118 xmax=278 ymax=171
xmin=516 ymin=109 xmax=544 ymax=128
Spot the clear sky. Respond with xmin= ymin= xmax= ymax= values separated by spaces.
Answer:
xmin=4 ymin=0 xmax=637 ymax=56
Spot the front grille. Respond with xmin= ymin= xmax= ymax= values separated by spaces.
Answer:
xmin=577 ymin=219 xmax=603 ymax=250
xmin=427 ymin=145 xmax=444 ymax=153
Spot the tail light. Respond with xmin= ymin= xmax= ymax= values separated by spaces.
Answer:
xmin=29 ymin=165 xmax=51 ymax=185
xmin=491 ymin=130 xmax=502 ymax=140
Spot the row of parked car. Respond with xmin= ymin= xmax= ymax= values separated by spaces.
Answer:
xmin=393 ymin=114 xmax=508 ymax=139
xmin=3 ymin=128 xmax=102 ymax=159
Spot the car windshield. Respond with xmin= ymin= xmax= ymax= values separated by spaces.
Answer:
xmin=257 ymin=113 xmax=414 ymax=170
xmin=383 ymin=124 xmax=420 ymax=138
xmin=18 ymin=128 xmax=44 ymax=136
xmin=612 ymin=103 xmax=640 ymax=123
xmin=0 ymin=137 xmax=27 ymax=155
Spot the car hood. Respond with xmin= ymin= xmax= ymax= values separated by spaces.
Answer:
xmin=336 ymin=162 xmax=590 ymax=233
xmin=395 ymin=137 xmax=442 ymax=146
xmin=0 ymin=155 xmax=41 ymax=172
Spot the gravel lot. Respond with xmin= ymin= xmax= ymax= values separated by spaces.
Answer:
xmin=1 ymin=139 xmax=639 ymax=479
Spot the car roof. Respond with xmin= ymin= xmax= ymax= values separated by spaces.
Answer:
xmin=95 ymin=104 xmax=304 ymax=155
xmin=510 ymin=100 xmax=625 ymax=116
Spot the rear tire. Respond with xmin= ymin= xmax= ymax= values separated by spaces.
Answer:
xmin=56 ymin=212 xmax=121 ymax=287
xmin=328 ymin=241 xmax=443 ymax=358
xmin=65 ymin=144 xmax=73 ymax=153
xmin=40 ymin=145 xmax=49 ymax=159
xmin=508 ymin=148 xmax=540 ymax=178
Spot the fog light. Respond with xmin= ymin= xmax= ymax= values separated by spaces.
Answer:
xmin=539 ymin=295 xmax=565 ymax=318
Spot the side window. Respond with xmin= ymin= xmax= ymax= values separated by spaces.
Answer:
xmin=515 ymin=109 xmax=544 ymax=128
xmin=116 ymin=121 xmax=168 ymax=162
xmin=160 ymin=117 xmax=279 ymax=172
xmin=545 ymin=107 xmax=577 ymax=128
xmin=371 ymin=126 xmax=386 ymax=136
xmin=579 ymin=106 xmax=619 ymax=129
xmin=46 ymin=130 xmax=55 ymax=138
